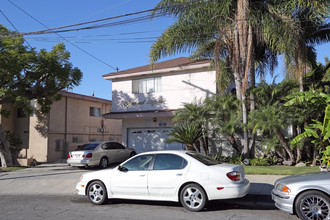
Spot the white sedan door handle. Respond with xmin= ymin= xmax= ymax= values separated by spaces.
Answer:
xmin=176 ymin=173 xmax=183 ymax=176
xmin=139 ymin=174 xmax=146 ymax=177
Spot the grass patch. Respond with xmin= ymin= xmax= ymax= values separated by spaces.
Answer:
xmin=1 ymin=166 xmax=27 ymax=172
xmin=244 ymin=165 xmax=319 ymax=175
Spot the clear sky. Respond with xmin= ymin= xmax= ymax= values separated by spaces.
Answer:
xmin=1 ymin=0 xmax=329 ymax=100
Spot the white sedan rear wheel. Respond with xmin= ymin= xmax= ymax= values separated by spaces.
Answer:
xmin=180 ymin=183 xmax=207 ymax=212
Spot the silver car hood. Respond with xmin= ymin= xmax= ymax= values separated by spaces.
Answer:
xmin=276 ymin=172 xmax=330 ymax=185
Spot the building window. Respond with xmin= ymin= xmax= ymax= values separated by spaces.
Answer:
xmin=90 ymin=107 xmax=101 ymax=117
xmin=132 ymin=77 xmax=161 ymax=94
xmin=55 ymin=139 xmax=65 ymax=151
xmin=17 ymin=108 xmax=27 ymax=118
xmin=72 ymin=136 xmax=83 ymax=143
xmin=89 ymin=137 xmax=102 ymax=142
xmin=109 ymin=137 xmax=120 ymax=142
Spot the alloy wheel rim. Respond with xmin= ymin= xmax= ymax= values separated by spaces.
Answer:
xmin=101 ymin=159 xmax=107 ymax=168
xmin=89 ymin=184 xmax=104 ymax=203
xmin=183 ymin=187 xmax=203 ymax=210
xmin=300 ymin=195 xmax=330 ymax=220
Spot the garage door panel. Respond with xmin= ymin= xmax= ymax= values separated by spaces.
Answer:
xmin=128 ymin=128 xmax=183 ymax=153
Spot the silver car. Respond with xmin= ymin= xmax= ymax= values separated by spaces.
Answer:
xmin=272 ymin=172 xmax=330 ymax=220
xmin=67 ymin=142 xmax=136 ymax=168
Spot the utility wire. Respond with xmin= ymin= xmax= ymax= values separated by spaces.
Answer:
xmin=69 ymin=0 xmax=132 ymax=24
xmin=0 ymin=9 xmax=32 ymax=48
xmin=7 ymin=0 xmax=117 ymax=70
xmin=20 ymin=0 xmax=209 ymax=36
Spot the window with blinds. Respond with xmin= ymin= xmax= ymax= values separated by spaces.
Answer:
xmin=132 ymin=77 xmax=161 ymax=94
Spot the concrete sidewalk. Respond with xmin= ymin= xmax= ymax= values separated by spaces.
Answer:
xmin=0 ymin=163 xmax=284 ymax=196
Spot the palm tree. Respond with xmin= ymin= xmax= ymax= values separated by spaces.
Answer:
xmin=204 ymin=94 xmax=243 ymax=155
xmin=150 ymin=0 xmax=330 ymax=158
xmin=249 ymin=80 xmax=299 ymax=162
xmin=150 ymin=0 xmax=257 ymax=158
xmin=172 ymin=101 xmax=210 ymax=154
xmin=262 ymin=0 xmax=330 ymax=92
xmin=166 ymin=122 xmax=204 ymax=152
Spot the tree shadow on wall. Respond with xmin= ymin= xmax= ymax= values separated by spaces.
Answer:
xmin=34 ymin=111 xmax=48 ymax=138
xmin=112 ymin=90 xmax=167 ymax=112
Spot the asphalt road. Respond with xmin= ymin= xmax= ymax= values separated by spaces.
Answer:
xmin=0 ymin=194 xmax=299 ymax=220
xmin=0 ymin=163 xmax=299 ymax=220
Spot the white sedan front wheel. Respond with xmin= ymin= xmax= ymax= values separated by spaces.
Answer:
xmin=87 ymin=181 xmax=108 ymax=205
xmin=180 ymin=183 xmax=207 ymax=212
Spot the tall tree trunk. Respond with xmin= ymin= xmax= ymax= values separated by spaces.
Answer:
xmin=241 ymin=95 xmax=249 ymax=158
xmin=296 ymin=148 xmax=302 ymax=164
xmin=0 ymin=125 xmax=13 ymax=167
xmin=312 ymin=144 xmax=318 ymax=166
xmin=275 ymin=147 xmax=287 ymax=161
xmin=273 ymin=128 xmax=295 ymax=162
xmin=192 ymin=143 xmax=200 ymax=153
xmin=199 ymin=138 xmax=208 ymax=155
xmin=248 ymin=61 xmax=256 ymax=158
xmin=234 ymin=0 xmax=253 ymax=159
xmin=228 ymin=135 xmax=240 ymax=155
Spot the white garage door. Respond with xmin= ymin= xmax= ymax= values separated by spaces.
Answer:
xmin=128 ymin=128 xmax=184 ymax=153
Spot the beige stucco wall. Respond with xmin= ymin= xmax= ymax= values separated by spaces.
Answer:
xmin=46 ymin=95 xmax=121 ymax=162
xmin=28 ymin=115 xmax=48 ymax=162
xmin=1 ymin=93 xmax=122 ymax=165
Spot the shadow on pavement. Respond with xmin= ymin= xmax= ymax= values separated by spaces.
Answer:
xmin=0 ymin=170 xmax=87 ymax=181
xmin=71 ymin=193 xmax=275 ymax=212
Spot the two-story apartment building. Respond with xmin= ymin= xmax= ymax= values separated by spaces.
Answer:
xmin=0 ymin=91 xmax=122 ymax=166
xmin=103 ymin=57 xmax=216 ymax=153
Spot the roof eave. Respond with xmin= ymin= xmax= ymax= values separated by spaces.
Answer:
xmin=103 ymin=63 xmax=210 ymax=81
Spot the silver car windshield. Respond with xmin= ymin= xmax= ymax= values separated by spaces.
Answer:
xmin=186 ymin=152 xmax=220 ymax=166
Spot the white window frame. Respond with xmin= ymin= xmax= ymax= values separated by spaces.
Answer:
xmin=132 ymin=77 xmax=161 ymax=94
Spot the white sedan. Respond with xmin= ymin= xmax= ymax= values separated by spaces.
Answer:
xmin=76 ymin=150 xmax=250 ymax=211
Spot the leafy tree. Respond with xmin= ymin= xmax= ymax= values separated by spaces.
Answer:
xmin=4 ymin=131 xmax=23 ymax=164
xmin=286 ymin=92 xmax=330 ymax=165
xmin=0 ymin=26 xmax=82 ymax=167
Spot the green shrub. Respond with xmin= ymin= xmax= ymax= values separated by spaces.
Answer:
xmin=213 ymin=154 xmax=242 ymax=164
xmin=249 ymin=158 xmax=271 ymax=166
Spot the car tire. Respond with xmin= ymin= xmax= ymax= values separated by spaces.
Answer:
xmin=294 ymin=190 xmax=330 ymax=220
xmin=87 ymin=181 xmax=108 ymax=205
xmin=180 ymin=183 xmax=208 ymax=212
xmin=99 ymin=157 xmax=109 ymax=169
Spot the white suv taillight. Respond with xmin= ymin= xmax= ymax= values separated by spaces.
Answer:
xmin=226 ymin=171 xmax=241 ymax=181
